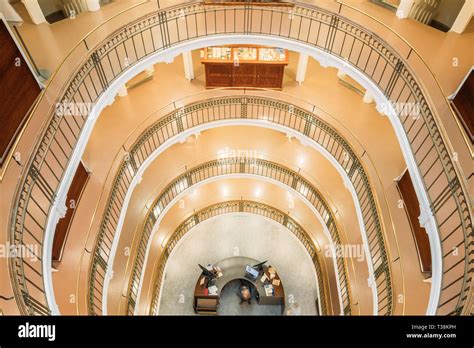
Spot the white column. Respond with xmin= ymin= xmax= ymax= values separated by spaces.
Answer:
xmin=363 ymin=90 xmax=374 ymax=104
xmin=296 ymin=53 xmax=309 ymax=85
xmin=0 ymin=1 xmax=23 ymax=22
xmin=396 ymin=0 xmax=415 ymax=19
xmin=86 ymin=0 xmax=101 ymax=12
xmin=182 ymin=51 xmax=194 ymax=81
xmin=117 ymin=84 xmax=128 ymax=97
xmin=450 ymin=0 xmax=474 ymax=34
xmin=21 ymin=0 xmax=46 ymax=24
xmin=337 ymin=68 xmax=346 ymax=79
xmin=145 ymin=65 xmax=155 ymax=76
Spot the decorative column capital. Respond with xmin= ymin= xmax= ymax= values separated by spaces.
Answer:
xmin=86 ymin=0 xmax=101 ymax=12
xmin=396 ymin=0 xmax=415 ymax=19
xmin=21 ymin=0 xmax=47 ymax=24
xmin=418 ymin=206 xmax=434 ymax=230
xmin=53 ymin=192 xmax=68 ymax=220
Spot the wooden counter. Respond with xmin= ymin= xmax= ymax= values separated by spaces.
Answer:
xmin=193 ymin=256 xmax=285 ymax=314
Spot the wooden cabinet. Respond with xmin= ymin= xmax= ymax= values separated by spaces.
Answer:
xmin=233 ymin=64 xmax=257 ymax=87
xmin=201 ymin=46 xmax=288 ymax=89
xmin=204 ymin=63 xmax=233 ymax=87
xmin=257 ymin=64 xmax=285 ymax=88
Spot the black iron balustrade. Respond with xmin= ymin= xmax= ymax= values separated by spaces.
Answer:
xmin=9 ymin=1 xmax=471 ymax=317
xmin=123 ymin=157 xmax=350 ymax=315
xmin=148 ymin=200 xmax=329 ymax=315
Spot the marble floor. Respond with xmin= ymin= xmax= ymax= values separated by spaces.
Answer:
xmin=157 ymin=214 xmax=320 ymax=316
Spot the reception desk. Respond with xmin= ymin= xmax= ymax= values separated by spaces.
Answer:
xmin=193 ymin=256 xmax=285 ymax=314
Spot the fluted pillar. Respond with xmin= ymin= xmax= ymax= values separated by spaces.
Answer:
xmin=21 ymin=0 xmax=46 ymax=24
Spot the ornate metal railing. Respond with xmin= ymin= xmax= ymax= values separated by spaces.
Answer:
xmin=91 ymin=94 xmax=387 ymax=316
xmin=148 ymin=200 xmax=330 ymax=315
xmin=123 ymin=158 xmax=350 ymax=315
xmin=8 ymin=0 xmax=471 ymax=316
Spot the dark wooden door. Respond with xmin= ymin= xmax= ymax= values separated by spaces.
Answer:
xmin=452 ymin=70 xmax=473 ymax=142
xmin=0 ymin=21 xmax=41 ymax=165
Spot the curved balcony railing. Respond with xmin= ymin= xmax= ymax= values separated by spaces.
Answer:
xmin=8 ymin=1 xmax=471 ymax=316
xmin=148 ymin=200 xmax=330 ymax=315
xmin=122 ymin=157 xmax=351 ymax=315
xmin=90 ymin=94 xmax=388 ymax=316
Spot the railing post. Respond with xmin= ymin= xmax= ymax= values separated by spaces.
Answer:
xmin=324 ymin=15 xmax=339 ymax=53
xmin=385 ymin=59 xmax=403 ymax=98
xmin=290 ymin=174 xmax=298 ymax=189
xmin=175 ymin=110 xmax=184 ymax=132
xmin=158 ymin=11 xmax=171 ymax=49
xmin=91 ymin=51 xmax=109 ymax=90
xmin=185 ymin=172 xmax=193 ymax=187
xmin=241 ymin=97 xmax=248 ymax=118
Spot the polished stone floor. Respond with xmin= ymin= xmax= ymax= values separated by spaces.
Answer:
xmin=158 ymin=214 xmax=319 ymax=315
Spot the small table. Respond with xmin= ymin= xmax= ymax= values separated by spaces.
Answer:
xmin=193 ymin=256 xmax=285 ymax=314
